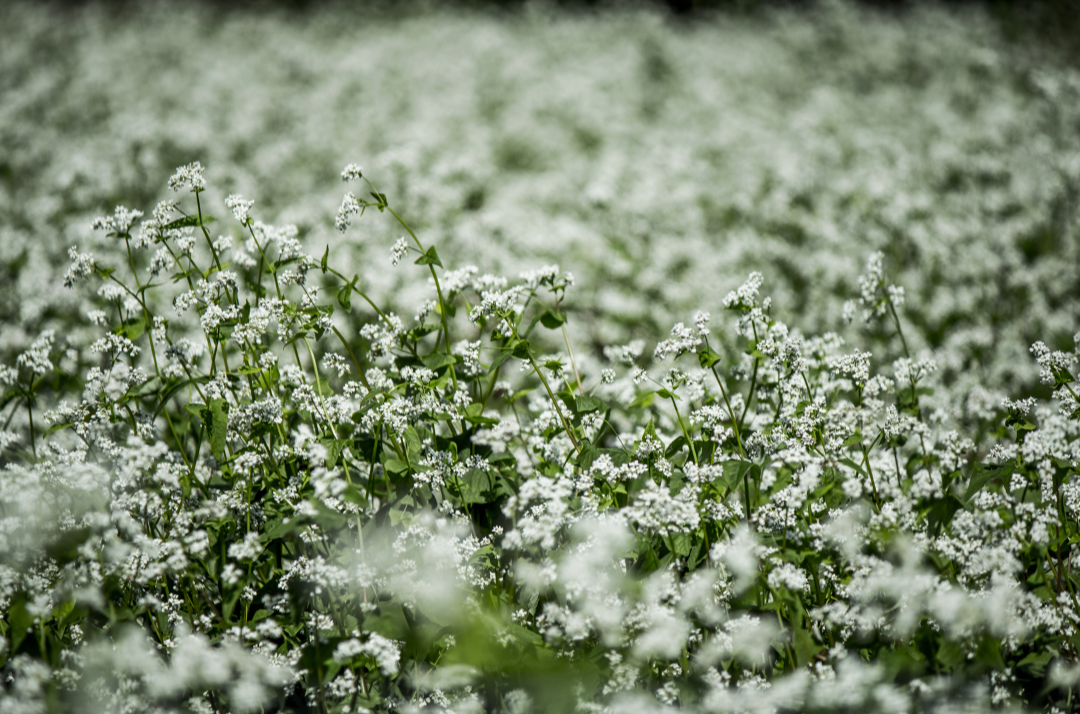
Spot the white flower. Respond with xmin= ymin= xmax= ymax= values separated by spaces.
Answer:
xmin=340 ymin=163 xmax=363 ymax=182
xmin=390 ymin=236 xmax=408 ymax=266
xmin=226 ymin=194 xmax=254 ymax=224
xmin=335 ymin=192 xmax=361 ymax=232
xmin=167 ymin=161 xmax=206 ymax=192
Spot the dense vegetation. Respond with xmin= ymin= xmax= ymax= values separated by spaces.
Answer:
xmin=2 ymin=1 xmax=1080 ymax=712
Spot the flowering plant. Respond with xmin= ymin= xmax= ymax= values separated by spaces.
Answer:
xmin=1 ymin=162 xmax=1080 ymax=713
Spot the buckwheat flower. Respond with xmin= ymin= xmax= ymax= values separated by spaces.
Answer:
xmin=1002 ymin=397 xmax=1036 ymax=417
xmin=225 ymin=194 xmax=254 ymax=225
xmin=176 ymin=228 xmax=197 ymax=255
xmin=91 ymin=205 xmax=144 ymax=235
xmin=167 ymin=161 xmax=206 ymax=193
xmin=148 ymin=247 xmax=171 ymax=277
xmin=632 ymin=367 xmax=647 ymax=384
xmin=469 ymin=287 xmax=526 ymax=323
xmin=695 ymin=311 xmax=711 ymax=336
xmin=654 ymin=322 xmax=700 ymax=361
xmin=841 ymin=300 xmax=857 ymax=325
xmin=1030 ymin=341 xmax=1076 ymax=385
xmin=454 ymin=339 xmax=482 ymax=376
xmin=90 ymin=333 xmax=140 ymax=359
xmin=829 ymin=350 xmax=872 ymax=387
xmin=520 ymin=264 xmax=564 ymax=290
xmin=228 ymin=531 xmax=263 ymax=561
xmin=767 ymin=562 xmax=810 ymax=592
xmin=604 ymin=339 xmax=645 ymax=365
xmin=858 ymin=251 xmax=884 ymax=303
xmin=335 ymin=192 xmax=361 ymax=232
xmin=723 ymin=272 xmax=764 ymax=310
xmin=63 ymin=246 xmax=94 ymax=288
xmin=440 ymin=264 xmax=480 ymax=293
xmin=886 ymin=284 xmax=905 ymax=308
xmin=172 ymin=290 xmax=198 ymax=313
xmin=221 ymin=563 xmax=242 ymax=586
xmin=601 ymin=368 xmax=615 ymax=385
xmin=16 ymin=331 xmax=54 ymax=375
xmin=201 ymin=303 xmax=239 ymax=336
xmin=333 ymin=634 xmax=399 ymax=675
xmin=893 ymin=356 xmax=937 ymax=385
xmin=251 ymin=396 xmax=283 ymax=424
xmin=322 ymin=352 xmax=350 ymax=378
xmin=340 ymin=163 xmax=363 ymax=182
xmin=389 ymin=236 xmax=409 ymax=266
xmin=212 ymin=235 xmax=233 ymax=254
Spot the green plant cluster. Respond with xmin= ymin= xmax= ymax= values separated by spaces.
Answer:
xmin=1 ymin=164 xmax=1079 ymax=713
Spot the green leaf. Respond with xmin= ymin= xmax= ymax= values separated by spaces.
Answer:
xmin=1016 ymin=650 xmax=1052 ymax=677
xmin=414 ymin=246 xmax=443 ymax=268
xmin=962 ymin=462 xmax=1014 ymax=504
xmin=511 ymin=340 xmax=531 ymax=359
xmin=630 ymin=391 xmax=656 ymax=408
xmin=577 ymin=439 xmax=600 ymax=471
xmin=461 ymin=468 xmax=493 ymax=504
xmin=337 ymin=282 xmax=352 ymax=312
xmin=43 ymin=422 xmax=72 ymax=437
xmin=575 ymin=394 xmax=606 ymax=414
xmin=926 ymin=494 xmax=964 ymax=537
xmin=162 ymin=214 xmax=216 ymax=230
xmin=320 ymin=245 xmax=329 ymax=273
xmin=544 ymin=358 xmax=565 ymax=372
xmin=463 ymin=402 xmax=498 ymax=426
xmin=539 ymin=310 xmax=567 ymax=329
xmin=698 ymin=348 xmax=722 ymax=369
xmin=1052 ymin=365 xmax=1075 ymax=387
xmin=506 ymin=387 xmax=535 ymax=404
xmin=403 ymin=426 xmax=422 ymax=455
xmin=184 ymin=402 xmax=207 ymax=425
xmin=721 ymin=460 xmax=756 ymax=490
xmin=421 ymin=353 xmax=457 ymax=371
xmin=115 ymin=318 xmax=146 ymax=341
xmin=385 ymin=459 xmax=410 ymax=476
xmin=491 ymin=348 xmax=514 ymax=371
xmin=667 ymin=532 xmax=692 ymax=557
xmin=665 ymin=436 xmax=687 ymax=459
xmin=8 ymin=598 xmax=33 ymax=653
xmin=209 ymin=398 xmax=229 ymax=463
xmin=319 ymin=437 xmax=350 ymax=468
xmin=792 ymin=626 xmax=823 ymax=667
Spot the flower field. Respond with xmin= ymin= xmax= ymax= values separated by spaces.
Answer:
xmin=2 ymin=1 xmax=1080 ymax=712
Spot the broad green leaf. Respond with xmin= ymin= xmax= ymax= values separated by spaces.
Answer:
xmin=385 ymin=458 xmax=410 ymax=476
xmin=577 ymin=438 xmax=600 ymax=471
xmin=8 ymin=599 xmax=33 ymax=654
xmin=698 ymin=348 xmax=722 ymax=369
xmin=421 ymin=353 xmax=457 ymax=371
xmin=539 ymin=310 xmax=567 ymax=329
xmin=575 ymin=394 xmax=606 ymax=414
xmin=414 ymin=246 xmax=443 ymax=268
xmin=962 ymin=462 xmax=1013 ymax=504
xmin=721 ymin=460 xmax=756 ymax=490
